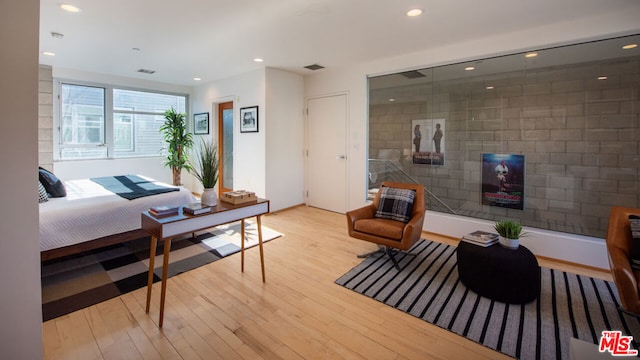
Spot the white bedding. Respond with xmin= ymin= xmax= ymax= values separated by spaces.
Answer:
xmin=39 ymin=176 xmax=197 ymax=251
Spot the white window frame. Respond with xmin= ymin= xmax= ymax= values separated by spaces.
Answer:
xmin=53 ymin=79 xmax=189 ymax=161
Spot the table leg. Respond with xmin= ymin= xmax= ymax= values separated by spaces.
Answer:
xmin=240 ymin=219 xmax=245 ymax=273
xmin=159 ymin=237 xmax=172 ymax=327
xmin=257 ymin=215 xmax=265 ymax=282
xmin=145 ymin=236 xmax=157 ymax=313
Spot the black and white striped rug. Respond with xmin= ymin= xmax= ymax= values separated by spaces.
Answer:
xmin=42 ymin=221 xmax=281 ymax=322
xmin=336 ymin=240 xmax=640 ymax=360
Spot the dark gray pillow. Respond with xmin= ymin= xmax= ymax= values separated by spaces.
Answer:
xmin=630 ymin=215 xmax=640 ymax=270
xmin=374 ymin=186 xmax=416 ymax=223
xmin=39 ymin=167 xmax=66 ymax=198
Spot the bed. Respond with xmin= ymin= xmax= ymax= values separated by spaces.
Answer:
xmin=39 ymin=174 xmax=197 ymax=261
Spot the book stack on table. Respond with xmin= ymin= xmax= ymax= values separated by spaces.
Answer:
xmin=461 ymin=230 xmax=499 ymax=247
xmin=149 ymin=205 xmax=179 ymax=218
xmin=182 ymin=202 xmax=212 ymax=216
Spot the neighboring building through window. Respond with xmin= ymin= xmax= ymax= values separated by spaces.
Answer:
xmin=56 ymin=82 xmax=187 ymax=160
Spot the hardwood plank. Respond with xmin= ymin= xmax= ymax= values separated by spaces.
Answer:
xmin=44 ymin=311 xmax=102 ymax=360
xmin=120 ymin=293 xmax=182 ymax=360
xmin=43 ymin=205 xmax=610 ymax=360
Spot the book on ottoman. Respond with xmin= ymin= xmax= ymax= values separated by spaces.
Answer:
xmin=461 ymin=230 xmax=499 ymax=247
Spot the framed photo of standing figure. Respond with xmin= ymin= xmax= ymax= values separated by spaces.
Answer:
xmin=411 ymin=118 xmax=445 ymax=165
xmin=240 ymin=106 xmax=258 ymax=133
xmin=193 ymin=112 xmax=209 ymax=135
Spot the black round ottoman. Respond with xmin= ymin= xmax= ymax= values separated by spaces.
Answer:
xmin=456 ymin=241 xmax=540 ymax=304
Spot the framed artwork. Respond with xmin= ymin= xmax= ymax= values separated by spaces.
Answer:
xmin=481 ymin=153 xmax=525 ymax=210
xmin=411 ymin=118 xmax=445 ymax=165
xmin=240 ymin=106 xmax=259 ymax=133
xmin=193 ymin=112 xmax=209 ymax=135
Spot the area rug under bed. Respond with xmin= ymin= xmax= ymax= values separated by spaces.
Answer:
xmin=336 ymin=239 xmax=640 ymax=360
xmin=41 ymin=221 xmax=281 ymax=321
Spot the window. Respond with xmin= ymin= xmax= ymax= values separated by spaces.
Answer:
xmin=56 ymin=82 xmax=187 ymax=160
xmin=367 ymin=34 xmax=640 ymax=239
xmin=59 ymin=84 xmax=107 ymax=159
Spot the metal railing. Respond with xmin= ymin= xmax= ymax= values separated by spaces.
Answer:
xmin=368 ymin=159 xmax=456 ymax=215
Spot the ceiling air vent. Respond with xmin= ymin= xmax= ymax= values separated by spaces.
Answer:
xmin=304 ymin=64 xmax=325 ymax=71
xmin=399 ymin=70 xmax=425 ymax=79
xmin=137 ymin=69 xmax=156 ymax=74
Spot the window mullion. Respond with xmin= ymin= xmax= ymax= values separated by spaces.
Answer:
xmin=105 ymin=87 xmax=114 ymax=158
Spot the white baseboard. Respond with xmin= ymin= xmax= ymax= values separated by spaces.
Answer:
xmin=423 ymin=211 xmax=609 ymax=270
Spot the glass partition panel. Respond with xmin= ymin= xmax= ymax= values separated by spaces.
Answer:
xmin=368 ymin=34 xmax=640 ymax=238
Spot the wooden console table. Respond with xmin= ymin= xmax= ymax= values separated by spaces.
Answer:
xmin=141 ymin=198 xmax=270 ymax=327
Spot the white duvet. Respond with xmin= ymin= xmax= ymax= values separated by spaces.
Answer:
xmin=39 ymin=176 xmax=197 ymax=251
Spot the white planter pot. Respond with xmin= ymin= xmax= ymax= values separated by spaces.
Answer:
xmin=499 ymin=236 xmax=519 ymax=250
xmin=201 ymin=188 xmax=218 ymax=206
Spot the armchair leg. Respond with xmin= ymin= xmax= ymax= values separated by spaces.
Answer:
xmin=619 ymin=307 xmax=640 ymax=318
xmin=358 ymin=246 xmax=414 ymax=270
xmin=357 ymin=247 xmax=385 ymax=259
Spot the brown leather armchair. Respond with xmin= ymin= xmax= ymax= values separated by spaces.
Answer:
xmin=346 ymin=181 xmax=425 ymax=269
xmin=606 ymin=206 xmax=640 ymax=315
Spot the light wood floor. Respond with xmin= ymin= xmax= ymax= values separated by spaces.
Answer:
xmin=42 ymin=205 xmax=612 ymax=359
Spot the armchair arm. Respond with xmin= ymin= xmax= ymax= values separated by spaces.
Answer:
xmin=346 ymin=205 xmax=376 ymax=222
xmin=400 ymin=212 xmax=425 ymax=250
xmin=346 ymin=204 xmax=377 ymax=234
xmin=608 ymin=246 xmax=640 ymax=313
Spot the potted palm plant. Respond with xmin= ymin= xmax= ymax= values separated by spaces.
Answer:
xmin=191 ymin=138 xmax=219 ymax=205
xmin=160 ymin=108 xmax=193 ymax=186
xmin=494 ymin=220 xmax=525 ymax=250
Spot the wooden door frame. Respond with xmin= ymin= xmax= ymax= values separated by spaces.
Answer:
xmin=218 ymin=101 xmax=234 ymax=194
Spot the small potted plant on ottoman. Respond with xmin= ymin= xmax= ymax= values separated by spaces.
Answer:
xmin=494 ymin=220 xmax=524 ymax=250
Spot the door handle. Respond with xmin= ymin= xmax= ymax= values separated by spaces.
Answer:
xmin=336 ymin=155 xmax=346 ymax=160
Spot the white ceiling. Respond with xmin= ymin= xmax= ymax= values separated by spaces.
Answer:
xmin=39 ymin=0 xmax=640 ymax=86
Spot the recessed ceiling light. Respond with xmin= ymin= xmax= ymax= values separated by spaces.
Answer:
xmin=623 ymin=44 xmax=638 ymax=50
xmin=42 ymin=51 xmax=56 ymax=56
xmin=388 ymin=98 xmax=396 ymax=102
xmin=59 ymin=3 xmax=81 ymax=13
xmin=597 ymin=76 xmax=608 ymax=80
xmin=525 ymin=52 xmax=538 ymax=58
xmin=193 ymin=77 xmax=201 ymax=81
xmin=254 ymin=58 xmax=264 ymax=63
xmin=406 ymin=9 xmax=423 ymax=17
xmin=465 ymin=66 xmax=475 ymax=71
xmin=485 ymin=86 xmax=494 ymax=90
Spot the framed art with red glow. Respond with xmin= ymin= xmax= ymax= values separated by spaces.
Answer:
xmin=481 ymin=153 xmax=525 ymax=210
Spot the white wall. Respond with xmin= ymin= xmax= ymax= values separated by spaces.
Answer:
xmin=0 ymin=0 xmax=43 ymax=357
xmin=265 ymin=68 xmax=305 ymax=210
xmin=191 ymin=68 xmax=305 ymax=212
xmin=304 ymin=7 xmax=640 ymax=269
xmin=53 ymin=67 xmax=192 ymax=94
xmin=191 ymin=69 xmax=266 ymax=196
xmin=51 ymin=68 xmax=193 ymax=186
xmin=54 ymin=157 xmax=173 ymax=183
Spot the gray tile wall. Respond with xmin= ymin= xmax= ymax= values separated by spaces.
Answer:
xmin=369 ymin=57 xmax=639 ymax=238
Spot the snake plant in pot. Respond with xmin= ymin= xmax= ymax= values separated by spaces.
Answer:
xmin=493 ymin=220 xmax=525 ymax=250
xmin=160 ymin=108 xmax=193 ymax=186
xmin=191 ymin=138 xmax=219 ymax=206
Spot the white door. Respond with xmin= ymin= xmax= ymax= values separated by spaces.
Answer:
xmin=307 ymin=94 xmax=348 ymax=213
